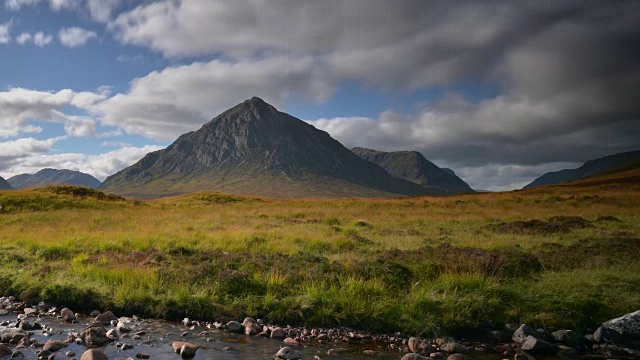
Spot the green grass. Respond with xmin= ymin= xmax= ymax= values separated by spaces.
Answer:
xmin=0 ymin=184 xmax=638 ymax=335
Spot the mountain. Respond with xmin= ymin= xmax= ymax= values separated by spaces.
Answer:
xmin=0 ymin=176 xmax=12 ymax=190
xmin=100 ymin=97 xmax=442 ymax=198
xmin=351 ymin=147 xmax=474 ymax=194
xmin=8 ymin=169 xmax=101 ymax=189
xmin=524 ymin=150 xmax=640 ymax=188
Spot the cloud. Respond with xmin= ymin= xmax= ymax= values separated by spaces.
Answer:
xmin=58 ymin=26 xmax=96 ymax=47
xmin=4 ymin=0 xmax=38 ymax=10
xmin=15 ymin=32 xmax=31 ymax=44
xmin=6 ymin=0 xmax=120 ymax=22
xmin=0 ymin=144 xmax=163 ymax=181
xmin=16 ymin=31 xmax=53 ymax=46
xmin=0 ymin=21 xmax=11 ymax=44
xmin=91 ymin=56 xmax=335 ymax=140
xmin=0 ymin=87 xmax=105 ymax=138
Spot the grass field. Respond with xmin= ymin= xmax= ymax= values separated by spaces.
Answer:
xmin=0 ymin=172 xmax=638 ymax=336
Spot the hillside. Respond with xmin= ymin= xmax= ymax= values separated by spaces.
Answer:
xmin=524 ymin=150 xmax=640 ymax=188
xmin=100 ymin=97 xmax=441 ymax=199
xmin=352 ymin=147 xmax=474 ymax=194
xmin=8 ymin=169 xmax=101 ymax=189
xmin=0 ymin=176 xmax=12 ymax=190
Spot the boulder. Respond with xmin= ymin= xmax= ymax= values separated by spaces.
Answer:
xmin=117 ymin=321 xmax=132 ymax=333
xmin=440 ymin=342 xmax=466 ymax=354
xmin=0 ymin=344 xmax=12 ymax=357
xmin=593 ymin=326 xmax=623 ymax=344
xmin=447 ymin=354 xmax=470 ymax=360
xmin=270 ymin=327 xmax=287 ymax=339
xmin=512 ymin=324 xmax=553 ymax=344
xmin=603 ymin=310 xmax=640 ymax=339
xmin=276 ymin=347 xmax=302 ymax=360
xmin=242 ymin=317 xmax=261 ymax=335
xmin=401 ymin=354 xmax=430 ymax=360
xmin=598 ymin=343 xmax=640 ymax=358
xmin=60 ymin=308 xmax=75 ymax=322
xmin=171 ymin=342 xmax=199 ymax=354
xmin=80 ymin=349 xmax=108 ymax=360
xmin=521 ymin=335 xmax=558 ymax=354
xmin=225 ymin=321 xmax=243 ymax=333
xmin=94 ymin=311 xmax=117 ymax=325
xmin=408 ymin=337 xmax=421 ymax=353
xmin=106 ymin=329 xmax=119 ymax=339
xmin=179 ymin=344 xmax=198 ymax=359
xmin=550 ymin=329 xmax=582 ymax=347
xmin=79 ymin=324 xmax=111 ymax=347
xmin=42 ymin=340 xmax=68 ymax=352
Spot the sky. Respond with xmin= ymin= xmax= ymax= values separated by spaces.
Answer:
xmin=1 ymin=1 xmax=639 ymax=191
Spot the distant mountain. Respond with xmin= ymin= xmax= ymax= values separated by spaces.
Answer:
xmin=351 ymin=147 xmax=474 ymax=194
xmin=8 ymin=169 xmax=101 ymax=189
xmin=0 ymin=176 xmax=12 ymax=190
xmin=100 ymin=97 xmax=442 ymax=199
xmin=524 ymin=150 xmax=640 ymax=188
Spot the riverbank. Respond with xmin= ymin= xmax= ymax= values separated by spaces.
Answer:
xmin=0 ymin=186 xmax=639 ymax=336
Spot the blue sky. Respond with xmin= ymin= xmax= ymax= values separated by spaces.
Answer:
xmin=1 ymin=1 xmax=639 ymax=190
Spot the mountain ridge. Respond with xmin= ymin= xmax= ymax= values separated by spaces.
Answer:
xmin=524 ymin=150 xmax=640 ymax=188
xmin=100 ymin=97 xmax=443 ymax=198
xmin=8 ymin=169 xmax=101 ymax=189
xmin=0 ymin=176 xmax=12 ymax=190
xmin=351 ymin=147 xmax=474 ymax=194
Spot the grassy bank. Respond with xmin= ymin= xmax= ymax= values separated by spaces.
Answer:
xmin=0 ymin=183 xmax=638 ymax=336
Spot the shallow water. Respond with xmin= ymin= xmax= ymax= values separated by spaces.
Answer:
xmin=1 ymin=313 xmax=404 ymax=360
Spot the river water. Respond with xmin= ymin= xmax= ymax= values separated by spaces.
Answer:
xmin=0 ymin=313 xmax=402 ymax=360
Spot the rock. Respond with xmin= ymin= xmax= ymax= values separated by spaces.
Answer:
xmin=408 ymin=337 xmax=421 ymax=353
xmin=512 ymin=324 xmax=552 ymax=344
xmin=276 ymin=347 xmax=302 ymax=360
xmin=551 ymin=330 xmax=582 ymax=347
xmin=521 ymin=335 xmax=558 ymax=354
xmin=106 ymin=329 xmax=119 ymax=339
xmin=171 ymin=342 xmax=199 ymax=354
xmin=447 ymin=354 xmax=470 ymax=360
xmin=135 ymin=353 xmax=150 ymax=359
xmin=401 ymin=354 xmax=430 ymax=360
xmin=225 ymin=321 xmax=243 ymax=333
xmin=18 ymin=320 xmax=39 ymax=330
xmin=179 ymin=344 xmax=197 ymax=359
xmin=598 ymin=343 xmax=640 ymax=358
xmin=65 ymin=352 xmax=75 ymax=357
xmin=182 ymin=318 xmax=192 ymax=327
xmin=94 ymin=311 xmax=117 ymax=325
xmin=363 ymin=349 xmax=375 ymax=356
xmin=60 ymin=308 xmax=75 ymax=322
xmin=79 ymin=324 xmax=111 ymax=347
xmin=23 ymin=308 xmax=38 ymax=316
xmin=429 ymin=352 xmax=447 ymax=360
xmin=117 ymin=321 xmax=132 ymax=333
xmin=42 ymin=340 xmax=68 ymax=352
xmin=441 ymin=342 xmax=466 ymax=354
xmin=79 ymin=350 xmax=108 ymax=360
xmin=271 ymin=327 xmax=287 ymax=339
xmin=90 ymin=310 xmax=100 ymax=317
xmin=0 ymin=344 xmax=12 ymax=357
xmin=593 ymin=326 xmax=623 ymax=344
xmin=603 ymin=310 xmax=640 ymax=339
xmin=242 ymin=317 xmax=261 ymax=335
xmin=283 ymin=337 xmax=299 ymax=345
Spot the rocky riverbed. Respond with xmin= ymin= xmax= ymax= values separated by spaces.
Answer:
xmin=0 ymin=296 xmax=638 ymax=360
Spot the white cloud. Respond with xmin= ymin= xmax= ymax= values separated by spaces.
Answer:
xmin=4 ymin=0 xmax=38 ymax=10
xmin=16 ymin=32 xmax=31 ymax=44
xmin=0 ymin=144 xmax=163 ymax=181
xmin=0 ymin=21 xmax=11 ymax=44
xmin=91 ymin=56 xmax=335 ymax=140
xmin=58 ymin=26 xmax=96 ymax=47
xmin=16 ymin=31 xmax=53 ymax=46
xmin=0 ymin=87 xmax=105 ymax=138
xmin=33 ymin=31 xmax=53 ymax=46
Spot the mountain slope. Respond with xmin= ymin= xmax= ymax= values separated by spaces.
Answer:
xmin=351 ymin=147 xmax=474 ymax=194
xmin=9 ymin=169 xmax=101 ymax=189
xmin=100 ymin=97 xmax=442 ymax=199
xmin=524 ymin=150 xmax=640 ymax=188
xmin=0 ymin=176 xmax=12 ymax=190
